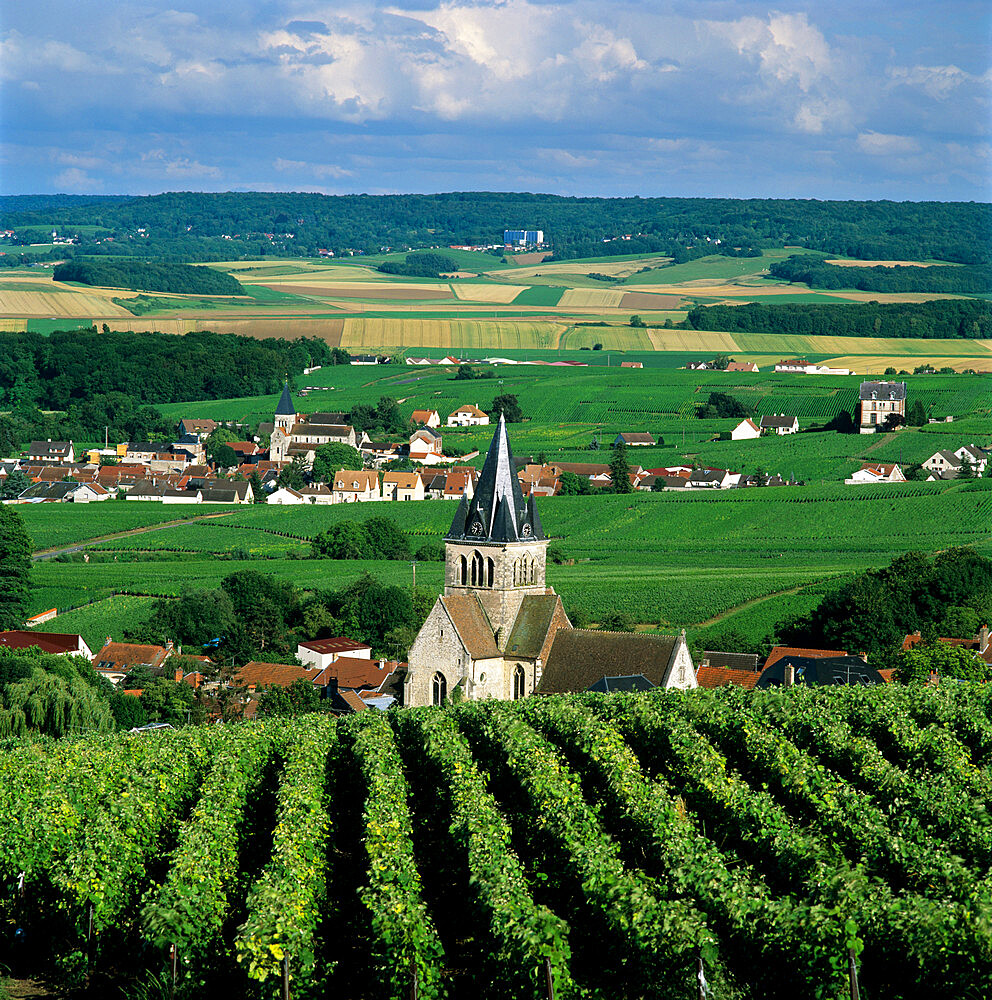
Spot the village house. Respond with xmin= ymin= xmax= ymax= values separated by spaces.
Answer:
xmin=26 ymin=440 xmax=74 ymax=463
xmin=0 ymin=631 xmax=93 ymax=659
xmin=411 ymin=409 xmax=441 ymax=428
xmin=266 ymin=487 xmax=306 ymax=505
xmin=731 ymin=418 xmax=761 ymax=440
xmin=92 ymin=639 xmax=174 ymax=686
xmin=383 ymin=471 xmax=425 ymax=502
xmin=845 ymin=462 xmax=906 ymax=485
xmin=332 ymin=470 xmax=381 ymax=503
xmin=297 ymin=484 xmax=335 ymax=504
xmin=177 ymin=418 xmax=218 ymax=439
xmin=297 ymin=636 xmax=372 ymax=671
xmin=923 ymin=444 xmax=988 ymax=478
xmin=409 ymin=427 xmax=445 ymax=464
xmin=759 ymin=414 xmax=800 ymax=435
xmin=613 ymin=432 xmax=656 ymax=447
xmin=859 ymin=380 xmax=907 ymax=433
xmin=726 ymin=361 xmax=759 ymax=373
xmin=447 ymin=404 xmax=490 ymax=427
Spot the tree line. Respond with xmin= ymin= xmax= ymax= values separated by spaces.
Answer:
xmin=768 ymin=254 xmax=992 ymax=294
xmin=680 ymin=298 xmax=991 ymax=339
xmin=53 ymin=260 xmax=245 ymax=296
xmin=2 ymin=191 xmax=988 ymax=263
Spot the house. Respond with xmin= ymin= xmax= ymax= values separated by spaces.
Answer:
xmin=403 ymin=417 xmax=695 ymax=708
xmin=298 ymin=484 xmax=335 ymax=505
xmin=297 ymin=636 xmax=372 ymax=671
xmin=613 ymin=432 xmax=656 ymax=447
xmin=955 ymin=444 xmax=988 ymax=475
xmin=349 ymin=354 xmax=380 ymax=365
xmin=700 ymin=650 xmax=763 ymax=672
xmin=538 ymin=630 xmax=697 ymax=695
xmin=443 ymin=470 xmax=476 ymax=501
xmin=620 ymin=361 xmax=643 ymax=368
xmin=687 ymin=361 xmax=710 ymax=371
xmin=859 ymin=381 xmax=907 ymax=433
xmin=269 ymin=385 xmax=358 ymax=462
xmin=763 ymin=645 xmax=847 ymax=670
xmin=233 ymin=661 xmax=317 ymax=693
xmin=92 ymin=640 xmax=173 ymax=686
xmin=411 ymin=409 xmax=441 ymax=428
xmin=0 ymin=631 xmax=93 ymax=659
xmin=775 ymin=360 xmax=850 ymax=375
xmin=26 ymin=440 xmax=74 ymax=463
xmin=726 ymin=361 xmax=759 ymax=373
xmin=759 ymin=414 xmax=799 ymax=435
xmin=845 ymin=462 xmax=906 ymax=485
xmin=200 ymin=482 xmax=253 ymax=504
xmin=447 ymin=404 xmax=490 ymax=427
xmin=547 ymin=462 xmax=614 ymax=488
xmin=774 ymin=359 xmax=807 ymax=373
xmin=266 ymin=487 xmax=306 ymax=505
xmin=731 ymin=418 xmax=761 ymax=440
xmin=923 ymin=450 xmax=963 ymax=476
xmin=695 ymin=665 xmax=762 ymax=689
xmin=422 ymin=472 xmax=448 ymax=500
xmin=409 ymin=427 xmax=445 ymax=464
xmin=756 ymin=654 xmax=882 ymax=687
xmin=688 ymin=467 xmax=737 ymax=489
xmin=382 ymin=471 xmax=425 ymax=502
xmin=15 ymin=481 xmax=86 ymax=503
xmin=177 ymin=418 xmax=218 ymax=439
xmin=332 ymin=470 xmax=380 ymax=503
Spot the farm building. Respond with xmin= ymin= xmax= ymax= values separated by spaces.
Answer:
xmin=447 ymin=404 xmax=490 ymax=427
xmin=845 ymin=463 xmax=906 ymax=485
xmin=613 ymin=432 xmax=656 ymax=447
xmin=411 ymin=409 xmax=441 ymax=428
xmin=759 ymin=414 xmax=799 ymax=435
xmin=726 ymin=361 xmax=759 ymax=373
xmin=0 ymin=631 xmax=93 ymax=659
xmin=731 ymin=418 xmax=761 ymax=440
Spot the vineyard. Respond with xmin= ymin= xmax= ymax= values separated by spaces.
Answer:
xmin=1 ymin=685 xmax=990 ymax=999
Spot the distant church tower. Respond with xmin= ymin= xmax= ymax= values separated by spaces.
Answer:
xmin=404 ymin=415 xmax=569 ymax=706
xmin=270 ymin=383 xmax=297 ymax=462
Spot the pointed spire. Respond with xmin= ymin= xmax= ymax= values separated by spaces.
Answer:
xmin=525 ymin=493 xmax=545 ymax=541
xmin=275 ymin=382 xmax=296 ymax=416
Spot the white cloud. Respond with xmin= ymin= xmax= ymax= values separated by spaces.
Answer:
xmin=856 ymin=132 xmax=921 ymax=156
xmin=274 ymin=158 xmax=353 ymax=178
xmin=887 ymin=64 xmax=992 ymax=100
xmin=53 ymin=167 xmax=102 ymax=191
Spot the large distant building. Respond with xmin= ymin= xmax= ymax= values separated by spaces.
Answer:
xmin=269 ymin=384 xmax=358 ymax=462
xmin=859 ymin=381 xmax=907 ymax=434
xmin=504 ymin=230 xmax=544 ymax=245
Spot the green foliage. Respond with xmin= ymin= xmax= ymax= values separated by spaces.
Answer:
xmin=377 ymin=251 xmax=461 ymax=278
xmin=311 ymin=516 xmax=412 ymax=561
xmin=0 ymin=506 xmax=32 ymax=629
xmin=608 ymin=441 xmax=632 ymax=493
xmin=310 ymin=442 xmax=363 ymax=484
xmin=256 ymin=678 xmax=330 ymax=718
xmin=487 ymin=393 xmax=523 ymax=423
xmin=697 ymin=392 xmax=751 ymax=420
xmin=277 ymin=456 xmax=308 ymax=490
xmin=769 ymin=254 xmax=992 ymax=294
xmin=1 ymin=469 xmax=32 ymax=500
xmin=629 ymin=315 xmax=645 ymax=327
xmin=895 ymin=643 xmax=992 ymax=683
xmin=53 ymin=260 xmax=245 ymax=296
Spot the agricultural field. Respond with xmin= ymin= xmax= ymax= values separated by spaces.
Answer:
xmin=2 ymin=247 xmax=986 ymax=361
xmin=2 ymin=686 xmax=991 ymax=998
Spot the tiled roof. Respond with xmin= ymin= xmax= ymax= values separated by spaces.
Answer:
xmin=299 ymin=636 xmax=372 ymax=655
xmin=384 ymin=472 xmax=422 ymax=488
xmin=313 ymin=656 xmax=395 ymax=690
xmin=334 ymin=471 xmax=378 ymax=490
xmin=901 ymin=633 xmax=979 ymax=652
xmin=93 ymin=642 xmax=170 ymax=670
xmin=859 ymin=380 xmax=907 ymax=401
xmin=452 ymin=404 xmax=487 ymax=417
xmin=696 ymin=665 xmax=761 ymax=689
xmin=337 ymin=690 xmax=368 ymax=712
xmin=441 ymin=594 xmax=500 ymax=659
xmin=703 ymin=651 xmax=762 ymax=671
xmin=539 ymin=630 xmax=679 ymax=694
xmin=505 ymin=595 xmax=561 ymax=660
xmin=234 ymin=661 xmax=314 ymax=689
xmin=763 ymin=645 xmax=846 ymax=670
xmin=0 ymin=630 xmax=84 ymax=655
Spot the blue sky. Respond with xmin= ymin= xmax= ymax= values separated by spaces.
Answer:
xmin=2 ymin=0 xmax=989 ymax=200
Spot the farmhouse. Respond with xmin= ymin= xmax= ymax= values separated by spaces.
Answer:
xmin=923 ymin=444 xmax=988 ymax=478
xmin=0 ymin=631 xmax=93 ymax=659
xmin=409 ymin=427 xmax=445 ymax=464
xmin=447 ymin=404 xmax=490 ymax=427
xmin=383 ymin=471 xmax=425 ymax=502
xmin=403 ymin=417 xmax=697 ymax=707
xmin=92 ymin=640 xmax=174 ymax=686
xmin=859 ymin=381 xmax=907 ymax=434
xmin=26 ymin=440 xmax=74 ymax=463
xmin=613 ymin=432 xmax=656 ymax=447
xmin=332 ymin=470 xmax=381 ymax=503
xmin=759 ymin=414 xmax=799 ymax=435
xmin=731 ymin=418 xmax=761 ymax=440
xmin=845 ymin=462 xmax=906 ymax=485
xmin=411 ymin=409 xmax=441 ymax=428
xmin=726 ymin=361 xmax=759 ymax=373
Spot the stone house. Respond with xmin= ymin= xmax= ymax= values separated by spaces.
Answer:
xmin=332 ymin=470 xmax=381 ymax=503
xmin=859 ymin=381 xmax=907 ymax=433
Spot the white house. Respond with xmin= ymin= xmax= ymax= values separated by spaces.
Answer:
xmin=409 ymin=428 xmax=445 ymax=464
xmin=845 ymin=463 xmax=907 ymax=485
xmin=731 ymin=418 xmax=761 ymax=440
xmin=297 ymin=636 xmax=372 ymax=670
xmin=447 ymin=404 xmax=490 ymax=427
xmin=267 ymin=487 xmax=306 ymax=505
xmin=411 ymin=410 xmax=441 ymax=428
xmin=332 ymin=470 xmax=381 ymax=503
xmin=759 ymin=415 xmax=800 ymax=435
xmin=383 ymin=471 xmax=425 ymax=502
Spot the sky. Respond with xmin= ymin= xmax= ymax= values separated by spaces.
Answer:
xmin=1 ymin=0 xmax=990 ymax=201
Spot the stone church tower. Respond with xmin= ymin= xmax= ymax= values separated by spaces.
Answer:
xmin=404 ymin=415 xmax=570 ymax=706
xmin=270 ymin=384 xmax=297 ymax=462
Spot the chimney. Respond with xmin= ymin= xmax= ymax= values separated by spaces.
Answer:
xmin=783 ymin=663 xmax=795 ymax=687
xmin=858 ymin=652 xmax=868 ymax=663
xmin=165 ymin=640 xmax=174 ymax=652
xmin=980 ymin=625 xmax=990 ymax=651
xmin=174 ymin=668 xmax=183 ymax=683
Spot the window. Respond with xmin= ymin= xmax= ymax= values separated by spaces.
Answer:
xmin=460 ymin=554 xmax=468 ymax=585
xmin=432 ymin=672 xmax=447 ymax=705
xmin=513 ymin=665 xmax=526 ymax=700
xmin=487 ymin=557 xmax=495 ymax=587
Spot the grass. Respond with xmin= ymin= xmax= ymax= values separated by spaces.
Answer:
xmin=512 ymin=286 xmax=566 ymax=306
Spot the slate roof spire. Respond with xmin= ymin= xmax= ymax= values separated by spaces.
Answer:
xmin=447 ymin=414 xmax=545 ymax=543
xmin=275 ymin=383 xmax=296 ymax=416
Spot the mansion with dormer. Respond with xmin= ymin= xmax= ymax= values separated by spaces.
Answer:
xmin=403 ymin=416 xmax=697 ymax=707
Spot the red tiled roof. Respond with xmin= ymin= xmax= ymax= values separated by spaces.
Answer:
xmin=234 ymin=661 xmax=315 ymax=689
xmin=313 ymin=656 xmax=395 ymax=690
xmin=877 ymin=668 xmax=896 ymax=683
xmin=901 ymin=632 xmax=979 ymax=652
xmin=299 ymin=636 xmax=372 ymax=655
xmin=0 ymin=630 xmax=85 ymax=655
xmin=695 ymin=665 xmax=761 ymax=690
xmin=92 ymin=642 xmax=169 ymax=670
xmin=338 ymin=690 xmax=368 ymax=712
xmin=763 ymin=645 xmax=847 ymax=670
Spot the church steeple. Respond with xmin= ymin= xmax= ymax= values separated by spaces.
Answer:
xmin=275 ymin=382 xmax=296 ymax=417
xmin=447 ymin=414 xmax=544 ymax=544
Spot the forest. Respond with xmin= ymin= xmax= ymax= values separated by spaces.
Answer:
xmin=52 ymin=260 xmax=245 ymax=296
xmin=680 ymin=298 xmax=991 ymax=339
xmin=768 ymin=254 xmax=992 ymax=293
xmin=1 ymin=192 xmax=989 ymax=263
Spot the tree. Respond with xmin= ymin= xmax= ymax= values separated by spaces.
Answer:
xmin=959 ymin=456 xmax=976 ymax=479
xmin=277 ymin=456 xmax=308 ymax=490
xmin=599 ymin=610 xmax=636 ymax=631
xmin=256 ymin=678 xmax=328 ymax=718
xmin=609 ymin=441 xmax=633 ymax=494
xmin=881 ymin=413 xmax=905 ymax=432
xmin=364 ymin=516 xmax=412 ymax=560
xmin=906 ymin=400 xmax=927 ymax=426
xmin=558 ymin=471 xmax=591 ymax=495
xmin=895 ymin=643 xmax=991 ymax=684
xmin=488 ymin=393 xmax=523 ymax=423
xmin=1 ymin=469 xmax=32 ymax=500
xmin=0 ymin=507 xmax=32 ymax=630
xmin=629 ymin=315 xmax=645 ymax=327
xmin=311 ymin=442 xmax=362 ymax=484
xmin=330 ymin=348 xmax=351 ymax=365
xmin=711 ymin=353 xmax=731 ymax=370
xmin=592 ymin=343 xmax=603 ymax=350
xmin=696 ymin=392 xmax=749 ymax=420
xmin=248 ymin=470 xmax=266 ymax=502
xmin=455 ymin=364 xmax=476 ymax=380
xmin=212 ymin=443 xmax=239 ymax=469
xmin=0 ymin=667 xmax=114 ymax=737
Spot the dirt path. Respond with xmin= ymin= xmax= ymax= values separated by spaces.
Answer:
xmin=31 ymin=511 xmax=237 ymax=561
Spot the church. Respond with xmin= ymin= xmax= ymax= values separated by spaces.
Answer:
xmin=404 ymin=416 xmax=697 ymax=707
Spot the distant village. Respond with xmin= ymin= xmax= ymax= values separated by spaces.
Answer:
xmin=1 ymin=376 xmax=986 ymax=506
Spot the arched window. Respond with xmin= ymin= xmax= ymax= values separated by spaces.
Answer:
xmin=513 ymin=665 xmax=526 ymax=700
xmin=487 ymin=557 xmax=495 ymax=587
xmin=471 ymin=550 xmax=484 ymax=587
xmin=432 ymin=672 xmax=447 ymax=706
xmin=460 ymin=554 xmax=468 ymax=586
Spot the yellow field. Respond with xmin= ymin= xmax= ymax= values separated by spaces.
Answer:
xmin=451 ymin=284 xmax=528 ymax=303
xmin=492 ymin=255 xmax=671 ymax=281
xmin=824 ymin=259 xmax=941 ymax=268
xmin=341 ymin=318 xmax=564 ymax=351
xmin=558 ymin=288 xmax=627 ymax=308
xmin=646 ymin=329 xmax=742 ymax=351
xmin=0 ymin=287 xmax=135 ymax=317
xmin=819 ymin=291 xmax=969 ymax=303
xmin=827 ymin=355 xmax=992 ymax=373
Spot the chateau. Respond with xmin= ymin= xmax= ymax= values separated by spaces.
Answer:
xmin=404 ymin=416 xmax=697 ymax=706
